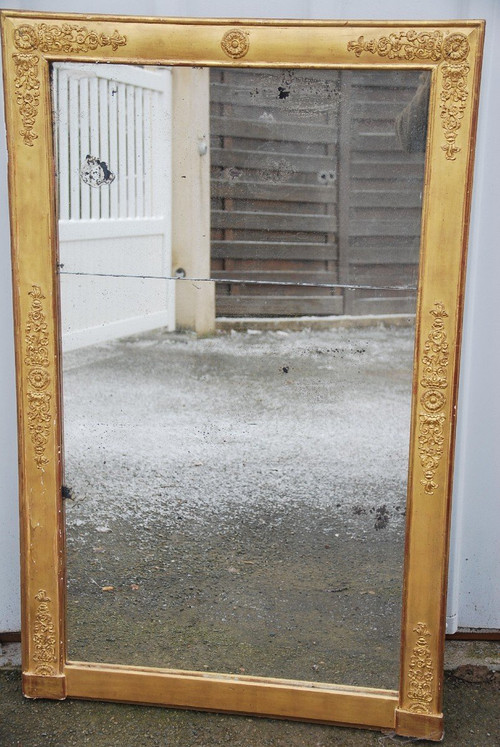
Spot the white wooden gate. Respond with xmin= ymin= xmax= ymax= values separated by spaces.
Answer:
xmin=52 ymin=63 xmax=174 ymax=350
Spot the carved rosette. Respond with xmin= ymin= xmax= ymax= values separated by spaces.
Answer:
xmin=25 ymin=286 xmax=51 ymax=470
xmin=33 ymin=590 xmax=57 ymax=676
xmin=12 ymin=23 xmax=127 ymax=146
xmin=418 ymin=303 xmax=449 ymax=494
xmin=221 ymin=29 xmax=250 ymax=59
xmin=407 ymin=622 xmax=434 ymax=713
xmin=347 ymin=30 xmax=470 ymax=160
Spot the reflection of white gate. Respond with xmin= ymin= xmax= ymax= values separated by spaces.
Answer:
xmin=52 ymin=63 xmax=174 ymax=350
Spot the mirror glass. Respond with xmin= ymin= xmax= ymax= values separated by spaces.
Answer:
xmin=53 ymin=63 xmax=429 ymax=690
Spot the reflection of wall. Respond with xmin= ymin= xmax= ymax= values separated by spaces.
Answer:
xmin=54 ymin=63 xmax=174 ymax=350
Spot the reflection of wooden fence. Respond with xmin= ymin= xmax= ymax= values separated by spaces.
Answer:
xmin=210 ymin=69 xmax=426 ymax=317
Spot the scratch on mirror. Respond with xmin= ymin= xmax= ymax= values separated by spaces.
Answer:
xmin=56 ymin=270 xmax=416 ymax=292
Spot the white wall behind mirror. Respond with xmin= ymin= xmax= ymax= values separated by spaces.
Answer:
xmin=0 ymin=0 xmax=498 ymax=642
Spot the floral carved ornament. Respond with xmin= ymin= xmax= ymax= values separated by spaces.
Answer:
xmin=33 ymin=590 xmax=57 ymax=676
xmin=25 ymin=286 xmax=52 ymax=470
xmin=407 ymin=623 xmax=434 ymax=714
xmin=418 ymin=303 xmax=449 ymax=495
xmin=12 ymin=22 xmax=127 ymax=146
xmin=347 ymin=30 xmax=471 ymax=160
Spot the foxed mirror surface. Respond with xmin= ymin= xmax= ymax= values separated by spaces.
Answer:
xmin=54 ymin=63 xmax=430 ymax=690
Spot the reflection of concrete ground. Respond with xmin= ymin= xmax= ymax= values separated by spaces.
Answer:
xmin=63 ymin=326 xmax=414 ymax=690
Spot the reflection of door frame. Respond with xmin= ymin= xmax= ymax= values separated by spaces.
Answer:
xmin=171 ymin=67 xmax=215 ymax=334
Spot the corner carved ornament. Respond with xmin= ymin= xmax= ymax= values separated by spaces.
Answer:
xmin=12 ymin=23 xmax=127 ymax=146
xmin=347 ymin=30 xmax=470 ymax=160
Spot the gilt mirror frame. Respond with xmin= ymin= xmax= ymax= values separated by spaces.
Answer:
xmin=0 ymin=10 xmax=484 ymax=741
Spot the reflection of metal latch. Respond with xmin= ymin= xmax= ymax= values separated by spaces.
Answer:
xmin=80 ymin=155 xmax=115 ymax=187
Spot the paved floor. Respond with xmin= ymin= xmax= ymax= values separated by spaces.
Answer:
xmin=62 ymin=326 xmax=413 ymax=687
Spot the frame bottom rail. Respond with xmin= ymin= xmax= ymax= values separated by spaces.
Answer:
xmin=63 ymin=661 xmax=398 ymax=730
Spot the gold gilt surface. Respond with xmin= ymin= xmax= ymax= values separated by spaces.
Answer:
xmin=346 ymin=29 xmax=471 ymax=159
xmin=0 ymin=11 xmax=485 ymax=741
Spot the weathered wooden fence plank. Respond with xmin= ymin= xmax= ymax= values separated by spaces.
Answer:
xmin=210 ymin=68 xmax=425 ymax=318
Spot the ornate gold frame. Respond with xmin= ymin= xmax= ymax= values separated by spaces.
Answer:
xmin=0 ymin=11 xmax=484 ymax=740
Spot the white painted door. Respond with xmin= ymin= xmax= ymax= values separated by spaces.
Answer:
xmin=52 ymin=63 xmax=174 ymax=350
